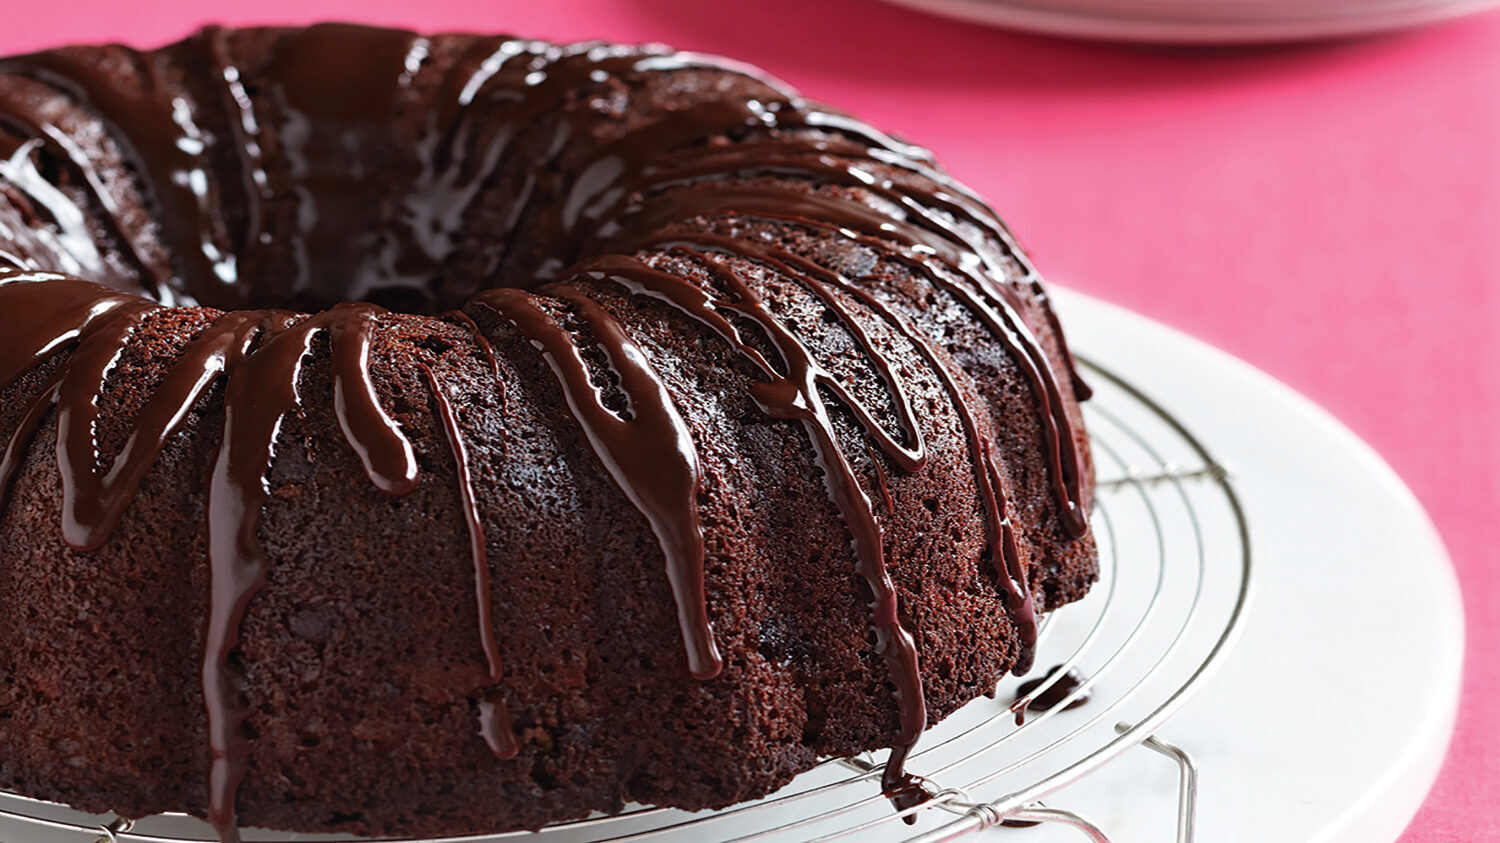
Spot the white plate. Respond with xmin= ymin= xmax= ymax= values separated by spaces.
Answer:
xmin=878 ymin=0 xmax=1500 ymax=42
xmin=1001 ymin=288 xmax=1464 ymax=841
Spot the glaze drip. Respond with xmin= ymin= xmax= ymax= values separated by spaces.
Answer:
xmin=589 ymin=238 xmax=1039 ymax=676
xmin=0 ymin=140 xmax=116 ymax=283
xmin=417 ymin=361 xmax=518 ymax=759
xmin=0 ymin=272 xmax=160 ymax=511
xmin=0 ymin=273 xmax=434 ymax=841
xmin=470 ymin=286 xmax=723 ymax=681
xmin=529 ymin=89 xmax=1090 ymax=531
xmin=56 ymin=307 xmax=256 ymax=550
xmin=576 ymin=253 xmax=927 ymax=773
xmin=609 ymin=187 xmax=1088 ymax=536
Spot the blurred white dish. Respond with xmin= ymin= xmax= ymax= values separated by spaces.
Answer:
xmin=878 ymin=0 xmax=1500 ymax=42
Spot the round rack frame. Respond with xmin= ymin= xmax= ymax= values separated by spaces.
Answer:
xmin=0 ymin=356 xmax=1252 ymax=843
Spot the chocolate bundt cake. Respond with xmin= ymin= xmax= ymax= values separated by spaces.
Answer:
xmin=0 ymin=23 xmax=1097 ymax=840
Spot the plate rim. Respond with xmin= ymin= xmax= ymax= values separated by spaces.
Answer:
xmin=877 ymin=0 xmax=1500 ymax=42
xmin=1050 ymin=285 xmax=1464 ymax=842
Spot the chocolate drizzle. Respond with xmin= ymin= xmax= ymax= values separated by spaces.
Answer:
xmin=576 ymin=253 xmax=927 ymax=774
xmin=0 ymin=45 xmax=234 ymax=304
xmin=0 ymin=25 xmax=1094 ymax=839
xmin=0 ymin=272 xmax=160 ymax=509
xmin=198 ymin=302 xmax=426 ymax=842
xmin=417 ymin=361 xmax=518 ymax=760
xmin=608 ymin=186 xmax=1088 ymax=537
xmin=0 ymin=140 xmax=116 ymax=283
xmin=617 ymin=238 xmax=1040 ymax=674
xmin=470 ymin=286 xmax=723 ymax=681
xmin=199 ymin=308 xmax=308 ymax=843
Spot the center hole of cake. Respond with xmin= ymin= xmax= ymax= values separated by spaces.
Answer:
xmin=156 ymin=52 xmax=563 ymax=316
xmin=187 ymin=172 xmax=528 ymax=315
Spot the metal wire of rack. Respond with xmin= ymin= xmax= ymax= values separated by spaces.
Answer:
xmin=0 ymin=356 xmax=1251 ymax=843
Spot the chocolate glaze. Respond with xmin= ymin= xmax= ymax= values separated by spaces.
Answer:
xmin=469 ymin=285 xmax=723 ymax=682
xmin=0 ymin=273 xmax=159 ymax=508
xmin=577 ymin=252 xmax=928 ymax=788
xmin=0 ymin=24 xmax=1093 ymax=838
xmin=540 ymin=88 xmax=1091 ymax=533
xmin=602 ymin=239 xmax=1038 ymax=675
xmin=0 ymin=44 xmax=231 ymax=304
xmin=0 ymin=140 xmax=118 ymax=285
xmin=417 ymin=362 xmax=518 ymax=760
xmin=881 ymin=742 xmax=931 ymax=823
xmin=608 ymin=185 xmax=1088 ymax=537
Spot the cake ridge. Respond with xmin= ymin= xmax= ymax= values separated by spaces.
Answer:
xmin=469 ymin=285 xmax=721 ymax=683
xmin=414 ymin=359 xmax=517 ymax=762
xmin=565 ymin=249 xmax=930 ymax=781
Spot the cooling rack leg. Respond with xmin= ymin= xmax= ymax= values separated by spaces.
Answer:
xmin=1116 ymin=723 xmax=1198 ymax=843
xmin=1147 ymin=733 xmax=1198 ymax=843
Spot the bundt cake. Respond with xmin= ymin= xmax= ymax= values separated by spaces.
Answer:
xmin=0 ymin=23 xmax=1098 ymax=840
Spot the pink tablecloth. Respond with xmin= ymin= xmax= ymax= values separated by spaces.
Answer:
xmin=2 ymin=1 xmax=1495 ymax=838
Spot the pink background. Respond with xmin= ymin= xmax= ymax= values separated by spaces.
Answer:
xmin=2 ymin=1 xmax=1495 ymax=838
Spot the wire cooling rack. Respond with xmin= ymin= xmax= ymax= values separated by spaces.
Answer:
xmin=0 ymin=356 xmax=1252 ymax=843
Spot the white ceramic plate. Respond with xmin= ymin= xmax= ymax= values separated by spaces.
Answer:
xmin=878 ymin=0 xmax=1500 ymax=42
xmin=1002 ymin=287 xmax=1464 ymax=841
